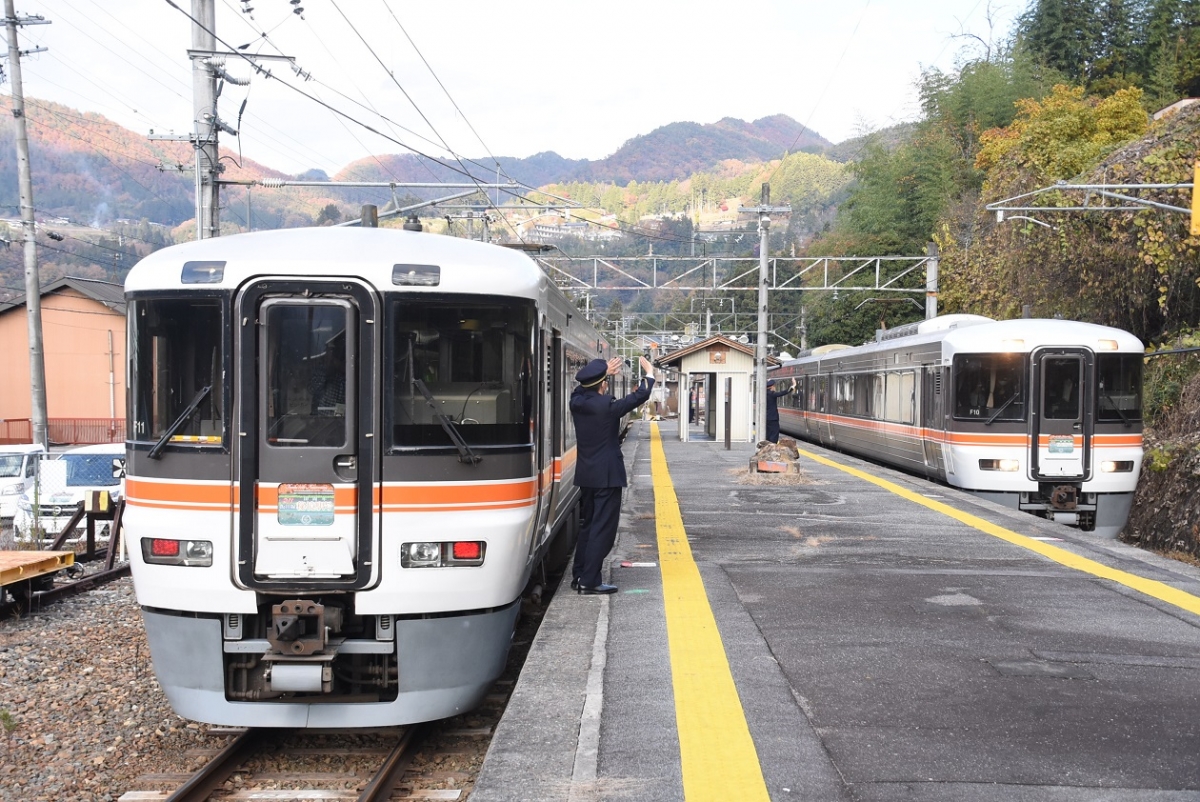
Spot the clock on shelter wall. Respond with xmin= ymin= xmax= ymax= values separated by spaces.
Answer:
xmin=709 ymin=348 xmax=727 ymax=364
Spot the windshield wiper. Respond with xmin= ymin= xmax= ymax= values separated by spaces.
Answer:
xmin=984 ymin=392 xmax=1019 ymax=426
xmin=413 ymin=378 xmax=480 ymax=465
xmin=148 ymin=385 xmax=211 ymax=460
xmin=1101 ymin=393 xmax=1133 ymax=427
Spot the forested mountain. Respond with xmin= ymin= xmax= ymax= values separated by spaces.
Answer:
xmin=332 ymin=114 xmax=831 ymax=188
xmin=569 ymin=115 xmax=831 ymax=182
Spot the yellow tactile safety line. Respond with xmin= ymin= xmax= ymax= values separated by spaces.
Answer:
xmin=649 ymin=424 xmax=771 ymax=801
xmin=794 ymin=446 xmax=1200 ymax=617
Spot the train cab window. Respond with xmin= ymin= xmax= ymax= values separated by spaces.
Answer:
xmin=263 ymin=302 xmax=350 ymax=449
xmin=388 ymin=297 xmax=535 ymax=449
xmin=1043 ymin=357 xmax=1081 ymax=420
xmin=953 ymin=354 xmax=1027 ymax=422
xmin=1096 ymin=354 xmax=1142 ymax=423
xmin=129 ymin=298 xmax=225 ymax=444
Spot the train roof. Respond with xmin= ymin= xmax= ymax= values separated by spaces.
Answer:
xmin=780 ymin=315 xmax=1143 ymax=368
xmin=124 ymin=227 xmax=546 ymax=300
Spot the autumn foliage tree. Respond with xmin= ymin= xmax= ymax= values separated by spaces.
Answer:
xmin=936 ymin=84 xmax=1200 ymax=341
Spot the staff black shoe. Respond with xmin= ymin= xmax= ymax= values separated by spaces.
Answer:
xmin=577 ymin=584 xmax=618 ymax=595
xmin=570 ymin=577 xmax=581 ymax=591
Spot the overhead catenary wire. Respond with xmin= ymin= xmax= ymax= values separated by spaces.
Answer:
xmin=765 ymin=0 xmax=873 ymax=190
xmin=379 ymin=0 xmax=515 ymax=187
xmin=326 ymin=0 xmax=519 ymax=240
xmin=160 ymin=1 xmax=527 ymax=194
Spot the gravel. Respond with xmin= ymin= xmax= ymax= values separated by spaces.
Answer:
xmin=0 ymin=575 xmax=215 ymax=801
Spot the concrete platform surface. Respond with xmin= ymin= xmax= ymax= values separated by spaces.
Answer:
xmin=473 ymin=420 xmax=1200 ymax=802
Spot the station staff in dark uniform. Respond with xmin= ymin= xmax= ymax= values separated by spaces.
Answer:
xmin=570 ymin=354 xmax=655 ymax=594
xmin=765 ymin=378 xmax=795 ymax=444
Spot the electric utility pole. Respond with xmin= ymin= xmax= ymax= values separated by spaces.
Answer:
xmin=5 ymin=1 xmax=50 ymax=448
xmin=740 ymin=183 xmax=790 ymax=443
xmin=191 ymin=0 xmax=220 ymax=238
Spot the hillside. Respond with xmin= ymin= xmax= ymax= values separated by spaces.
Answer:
xmin=571 ymin=115 xmax=832 ymax=182
xmin=0 ymin=101 xmax=836 ymax=226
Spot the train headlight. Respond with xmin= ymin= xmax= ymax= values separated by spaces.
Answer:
xmin=403 ymin=542 xmax=442 ymax=567
xmin=401 ymin=541 xmax=486 ymax=568
xmin=979 ymin=459 xmax=1021 ymax=472
xmin=1100 ymin=460 xmax=1134 ymax=473
xmin=141 ymin=538 xmax=213 ymax=567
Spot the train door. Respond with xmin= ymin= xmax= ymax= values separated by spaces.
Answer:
xmin=818 ymin=375 xmax=835 ymax=445
xmin=235 ymin=279 xmax=378 ymax=590
xmin=532 ymin=327 xmax=555 ymax=554
xmin=921 ymin=366 xmax=946 ymax=476
xmin=1031 ymin=348 xmax=1092 ymax=481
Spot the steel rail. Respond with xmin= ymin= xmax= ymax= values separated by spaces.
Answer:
xmin=357 ymin=724 xmax=426 ymax=802
xmin=165 ymin=728 xmax=267 ymax=802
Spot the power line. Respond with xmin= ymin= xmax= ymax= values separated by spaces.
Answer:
xmin=767 ymin=0 xmax=873 ymax=188
xmin=380 ymin=0 xmax=510 ymax=182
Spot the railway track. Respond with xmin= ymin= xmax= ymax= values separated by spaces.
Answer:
xmin=116 ymin=588 xmax=542 ymax=801
xmin=117 ymin=694 xmax=513 ymax=801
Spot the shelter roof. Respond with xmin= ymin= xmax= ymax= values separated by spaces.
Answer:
xmin=653 ymin=334 xmax=781 ymax=369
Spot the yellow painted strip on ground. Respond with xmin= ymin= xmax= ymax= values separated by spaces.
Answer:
xmin=649 ymin=423 xmax=771 ymax=802
xmin=795 ymin=446 xmax=1200 ymax=617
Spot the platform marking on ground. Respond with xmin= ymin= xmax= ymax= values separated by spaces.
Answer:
xmin=649 ymin=424 xmax=771 ymax=801
xmin=795 ymin=446 xmax=1200 ymax=618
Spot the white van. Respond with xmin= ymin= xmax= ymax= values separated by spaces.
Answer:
xmin=0 ymin=444 xmax=46 ymax=518
xmin=13 ymin=443 xmax=125 ymax=543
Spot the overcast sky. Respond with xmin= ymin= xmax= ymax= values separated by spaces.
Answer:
xmin=9 ymin=0 xmax=1021 ymax=178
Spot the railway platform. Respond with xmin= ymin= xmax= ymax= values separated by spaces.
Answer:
xmin=472 ymin=418 xmax=1200 ymax=801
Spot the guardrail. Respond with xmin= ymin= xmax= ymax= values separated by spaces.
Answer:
xmin=0 ymin=419 xmax=124 ymax=445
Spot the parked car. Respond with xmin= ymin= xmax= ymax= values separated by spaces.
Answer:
xmin=13 ymin=443 xmax=125 ymax=545
xmin=0 ymin=443 xmax=46 ymax=519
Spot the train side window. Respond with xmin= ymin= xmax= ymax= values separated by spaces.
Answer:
xmin=129 ymin=298 xmax=225 ymax=444
xmin=1096 ymin=354 xmax=1142 ymax=422
xmin=952 ymin=354 xmax=1027 ymax=421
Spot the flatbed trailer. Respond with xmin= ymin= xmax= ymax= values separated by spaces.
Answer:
xmin=0 ymin=549 xmax=74 ymax=605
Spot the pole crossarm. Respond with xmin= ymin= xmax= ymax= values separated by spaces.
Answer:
xmin=536 ymin=255 xmax=933 ymax=293
xmin=986 ymin=182 xmax=1195 ymax=216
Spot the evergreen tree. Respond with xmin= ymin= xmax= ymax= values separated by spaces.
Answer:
xmin=1019 ymin=0 xmax=1102 ymax=83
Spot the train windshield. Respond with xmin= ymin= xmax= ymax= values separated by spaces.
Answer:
xmin=1096 ymin=353 xmax=1142 ymax=423
xmin=129 ymin=298 xmax=225 ymax=443
xmin=953 ymin=354 xmax=1027 ymax=422
xmin=387 ymin=296 xmax=535 ymax=449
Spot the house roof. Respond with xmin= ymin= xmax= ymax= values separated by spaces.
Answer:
xmin=654 ymin=334 xmax=782 ymax=369
xmin=0 ymin=276 xmax=125 ymax=316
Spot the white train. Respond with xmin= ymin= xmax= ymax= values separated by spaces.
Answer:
xmin=774 ymin=314 xmax=1144 ymax=537
xmin=123 ymin=227 xmax=622 ymax=727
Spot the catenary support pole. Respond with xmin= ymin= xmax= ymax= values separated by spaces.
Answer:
xmin=926 ymin=242 xmax=939 ymax=319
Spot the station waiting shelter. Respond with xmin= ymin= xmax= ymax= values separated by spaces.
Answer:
xmin=653 ymin=335 xmax=780 ymax=443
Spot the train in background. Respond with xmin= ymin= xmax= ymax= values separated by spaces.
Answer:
xmin=123 ymin=227 xmax=628 ymax=727
xmin=773 ymin=314 xmax=1144 ymax=537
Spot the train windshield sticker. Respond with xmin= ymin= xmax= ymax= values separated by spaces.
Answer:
xmin=1048 ymin=436 xmax=1075 ymax=454
xmin=277 ymin=483 xmax=335 ymax=526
